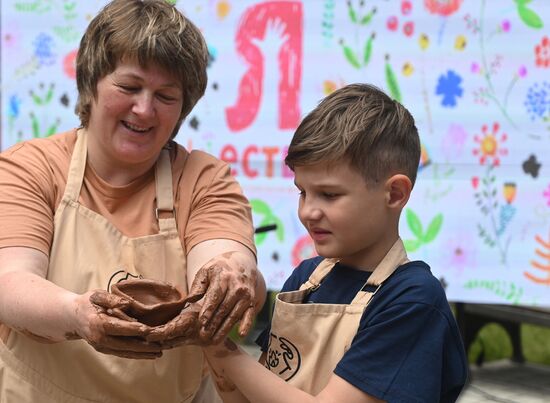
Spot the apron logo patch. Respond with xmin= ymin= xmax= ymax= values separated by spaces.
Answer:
xmin=107 ymin=270 xmax=142 ymax=292
xmin=266 ymin=333 xmax=301 ymax=381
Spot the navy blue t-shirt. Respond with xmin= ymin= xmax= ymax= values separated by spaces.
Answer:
xmin=256 ymin=257 xmax=468 ymax=403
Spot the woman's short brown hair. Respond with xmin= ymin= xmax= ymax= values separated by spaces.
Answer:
xmin=285 ymin=83 xmax=421 ymax=187
xmin=75 ymin=0 xmax=208 ymax=137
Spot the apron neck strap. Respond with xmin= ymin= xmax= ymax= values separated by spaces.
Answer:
xmin=351 ymin=238 xmax=409 ymax=305
xmin=299 ymin=258 xmax=338 ymax=291
xmin=64 ymin=130 xmax=176 ymax=232
xmin=155 ymin=145 xmax=176 ymax=232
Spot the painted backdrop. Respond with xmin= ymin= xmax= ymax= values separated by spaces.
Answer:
xmin=1 ymin=0 xmax=550 ymax=306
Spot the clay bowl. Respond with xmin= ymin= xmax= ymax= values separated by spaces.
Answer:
xmin=111 ymin=278 xmax=187 ymax=327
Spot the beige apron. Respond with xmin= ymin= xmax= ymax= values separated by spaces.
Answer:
xmin=0 ymin=130 xmax=203 ymax=403
xmin=266 ymin=239 xmax=408 ymax=395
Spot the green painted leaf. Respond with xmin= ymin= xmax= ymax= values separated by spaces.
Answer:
xmin=423 ymin=214 xmax=443 ymax=243
xmin=31 ymin=114 xmax=40 ymax=137
xmin=347 ymin=3 xmax=358 ymax=23
xmin=406 ymin=209 xmax=423 ymax=239
xmin=343 ymin=45 xmax=361 ymax=69
xmin=517 ymin=5 xmax=543 ymax=28
xmin=250 ymin=199 xmax=272 ymax=216
xmin=47 ymin=122 xmax=58 ymax=136
xmin=44 ymin=86 xmax=54 ymax=104
xmin=363 ymin=35 xmax=374 ymax=66
xmin=254 ymin=232 xmax=267 ymax=246
xmin=404 ymin=239 xmax=422 ymax=252
xmin=30 ymin=92 xmax=43 ymax=106
xmin=385 ymin=60 xmax=401 ymax=102
xmin=360 ymin=11 xmax=374 ymax=26
xmin=273 ymin=216 xmax=285 ymax=242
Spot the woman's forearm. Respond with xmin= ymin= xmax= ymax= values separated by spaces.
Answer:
xmin=0 ymin=270 xmax=77 ymax=342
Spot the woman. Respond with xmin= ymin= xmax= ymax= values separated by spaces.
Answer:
xmin=0 ymin=1 xmax=265 ymax=402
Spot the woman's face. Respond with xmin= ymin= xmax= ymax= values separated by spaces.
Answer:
xmin=87 ymin=59 xmax=183 ymax=179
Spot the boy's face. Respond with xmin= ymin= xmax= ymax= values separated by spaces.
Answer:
xmin=294 ymin=160 xmax=396 ymax=269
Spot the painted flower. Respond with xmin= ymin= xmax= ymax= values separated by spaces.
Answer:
xmin=535 ymin=36 xmax=550 ymax=68
xmin=436 ymin=70 xmax=463 ymax=107
xmin=8 ymin=95 xmax=21 ymax=119
xmin=424 ymin=0 xmax=463 ymax=16
xmin=472 ymin=122 xmax=508 ymax=166
xmin=524 ymin=81 xmax=550 ymax=121
xmin=543 ymin=183 xmax=550 ymax=207
xmin=33 ymin=33 xmax=56 ymax=66
xmin=441 ymin=124 xmax=468 ymax=161
xmin=442 ymin=233 xmax=476 ymax=276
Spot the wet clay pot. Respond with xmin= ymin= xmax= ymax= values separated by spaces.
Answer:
xmin=111 ymin=278 xmax=187 ymax=326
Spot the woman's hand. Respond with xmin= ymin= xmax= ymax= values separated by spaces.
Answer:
xmin=146 ymin=303 xmax=202 ymax=347
xmin=72 ymin=290 xmax=163 ymax=359
xmin=186 ymin=251 xmax=258 ymax=343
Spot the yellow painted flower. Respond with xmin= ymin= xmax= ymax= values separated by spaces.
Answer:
xmin=455 ymin=35 xmax=467 ymax=51
xmin=402 ymin=62 xmax=414 ymax=76
xmin=216 ymin=0 xmax=231 ymax=19
xmin=503 ymin=183 xmax=517 ymax=204
xmin=419 ymin=33 xmax=429 ymax=50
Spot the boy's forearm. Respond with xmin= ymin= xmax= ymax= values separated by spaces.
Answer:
xmin=204 ymin=340 xmax=315 ymax=403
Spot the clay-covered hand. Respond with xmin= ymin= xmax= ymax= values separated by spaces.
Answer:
xmin=186 ymin=251 xmax=258 ymax=344
xmin=70 ymin=290 xmax=162 ymax=359
xmin=145 ymin=303 xmax=202 ymax=347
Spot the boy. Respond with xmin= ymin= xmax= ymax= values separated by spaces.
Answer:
xmin=202 ymin=83 xmax=468 ymax=402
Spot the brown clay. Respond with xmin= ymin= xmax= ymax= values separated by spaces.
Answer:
xmin=111 ymin=278 xmax=187 ymax=326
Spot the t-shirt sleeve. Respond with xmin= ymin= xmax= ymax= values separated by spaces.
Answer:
xmin=180 ymin=151 xmax=256 ymax=255
xmin=335 ymin=301 xmax=466 ymax=402
xmin=0 ymin=142 xmax=58 ymax=255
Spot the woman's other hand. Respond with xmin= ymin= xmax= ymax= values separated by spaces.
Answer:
xmin=72 ymin=290 xmax=163 ymax=359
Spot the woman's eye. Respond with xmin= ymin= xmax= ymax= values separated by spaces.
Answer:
xmin=157 ymin=93 xmax=177 ymax=102
xmin=118 ymin=85 xmax=138 ymax=92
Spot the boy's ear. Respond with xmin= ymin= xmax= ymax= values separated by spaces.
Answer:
xmin=384 ymin=174 xmax=412 ymax=209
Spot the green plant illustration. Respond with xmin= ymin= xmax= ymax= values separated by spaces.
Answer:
xmin=250 ymin=199 xmax=284 ymax=246
xmin=321 ymin=0 xmax=335 ymax=43
xmin=339 ymin=1 xmax=377 ymax=69
xmin=14 ymin=0 xmax=53 ymax=13
xmin=403 ymin=209 xmax=443 ymax=252
xmin=474 ymin=165 xmax=515 ymax=264
xmin=463 ymin=279 xmax=523 ymax=304
xmin=28 ymin=83 xmax=61 ymax=138
xmin=384 ymin=54 xmax=402 ymax=102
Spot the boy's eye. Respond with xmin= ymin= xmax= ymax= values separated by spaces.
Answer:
xmin=322 ymin=192 xmax=338 ymax=199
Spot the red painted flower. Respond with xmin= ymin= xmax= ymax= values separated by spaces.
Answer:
xmin=535 ymin=36 xmax=550 ymax=68
xmin=472 ymin=122 xmax=508 ymax=166
xmin=424 ymin=0 xmax=463 ymax=17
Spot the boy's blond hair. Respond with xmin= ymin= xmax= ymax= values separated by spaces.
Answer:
xmin=285 ymin=83 xmax=420 ymax=187
xmin=75 ymin=0 xmax=208 ymax=137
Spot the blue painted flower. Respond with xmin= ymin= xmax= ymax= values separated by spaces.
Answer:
xmin=8 ymin=95 xmax=21 ymax=119
xmin=33 ymin=33 xmax=56 ymax=66
xmin=524 ymin=81 xmax=550 ymax=121
xmin=436 ymin=70 xmax=463 ymax=107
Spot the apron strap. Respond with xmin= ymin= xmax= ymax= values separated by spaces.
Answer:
xmin=155 ymin=146 xmax=177 ymax=233
xmin=63 ymin=129 xmax=87 ymax=202
xmin=298 ymin=258 xmax=338 ymax=291
xmin=351 ymin=238 xmax=409 ymax=306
